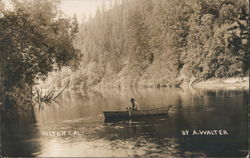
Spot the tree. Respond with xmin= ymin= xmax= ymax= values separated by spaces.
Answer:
xmin=0 ymin=0 xmax=79 ymax=106
xmin=126 ymin=1 xmax=151 ymax=69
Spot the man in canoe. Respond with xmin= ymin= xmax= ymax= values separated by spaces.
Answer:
xmin=127 ymin=98 xmax=140 ymax=110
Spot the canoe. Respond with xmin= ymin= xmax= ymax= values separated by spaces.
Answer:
xmin=103 ymin=105 xmax=172 ymax=121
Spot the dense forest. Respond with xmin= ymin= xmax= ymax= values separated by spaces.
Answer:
xmin=47 ymin=0 xmax=249 ymax=90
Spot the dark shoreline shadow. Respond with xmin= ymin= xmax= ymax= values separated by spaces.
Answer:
xmin=1 ymin=107 xmax=41 ymax=157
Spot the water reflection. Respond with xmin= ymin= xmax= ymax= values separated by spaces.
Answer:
xmin=2 ymin=110 xmax=41 ymax=157
xmin=2 ymin=88 xmax=248 ymax=157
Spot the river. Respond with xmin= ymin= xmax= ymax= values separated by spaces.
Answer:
xmin=2 ymin=88 xmax=248 ymax=157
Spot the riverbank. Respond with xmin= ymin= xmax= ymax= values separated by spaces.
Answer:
xmin=37 ymin=68 xmax=249 ymax=91
xmin=192 ymin=77 xmax=249 ymax=89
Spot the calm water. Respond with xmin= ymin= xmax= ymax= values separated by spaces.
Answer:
xmin=2 ymin=88 xmax=248 ymax=157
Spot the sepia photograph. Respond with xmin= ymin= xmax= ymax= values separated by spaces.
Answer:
xmin=0 ymin=0 xmax=249 ymax=157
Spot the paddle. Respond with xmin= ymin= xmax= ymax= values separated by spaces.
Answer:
xmin=128 ymin=109 xmax=131 ymax=118
xmin=126 ymin=107 xmax=132 ymax=119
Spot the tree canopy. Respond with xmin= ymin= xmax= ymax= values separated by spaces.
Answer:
xmin=0 ymin=0 xmax=79 ymax=91
xmin=0 ymin=0 xmax=79 ymax=106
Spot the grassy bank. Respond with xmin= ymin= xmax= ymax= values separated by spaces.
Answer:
xmin=192 ymin=77 xmax=249 ymax=89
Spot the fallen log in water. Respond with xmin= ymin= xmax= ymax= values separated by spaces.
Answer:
xmin=35 ymin=81 xmax=70 ymax=110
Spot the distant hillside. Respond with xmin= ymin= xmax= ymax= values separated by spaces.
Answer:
xmin=44 ymin=0 xmax=249 ymax=89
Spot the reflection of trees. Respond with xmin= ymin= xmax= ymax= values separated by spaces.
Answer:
xmin=102 ymin=117 xmax=205 ymax=157
xmin=173 ymin=89 xmax=248 ymax=157
xmin=2 ymin=110 xmax=41 ymax=157
xmin=33 ymin=89 xmax=107 ymax=124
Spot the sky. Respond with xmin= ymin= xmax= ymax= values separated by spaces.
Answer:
xmin=2 ymin=0 xmax=118 ymax=23
xmin=59 ymin=0 xmax=114 ymax=22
